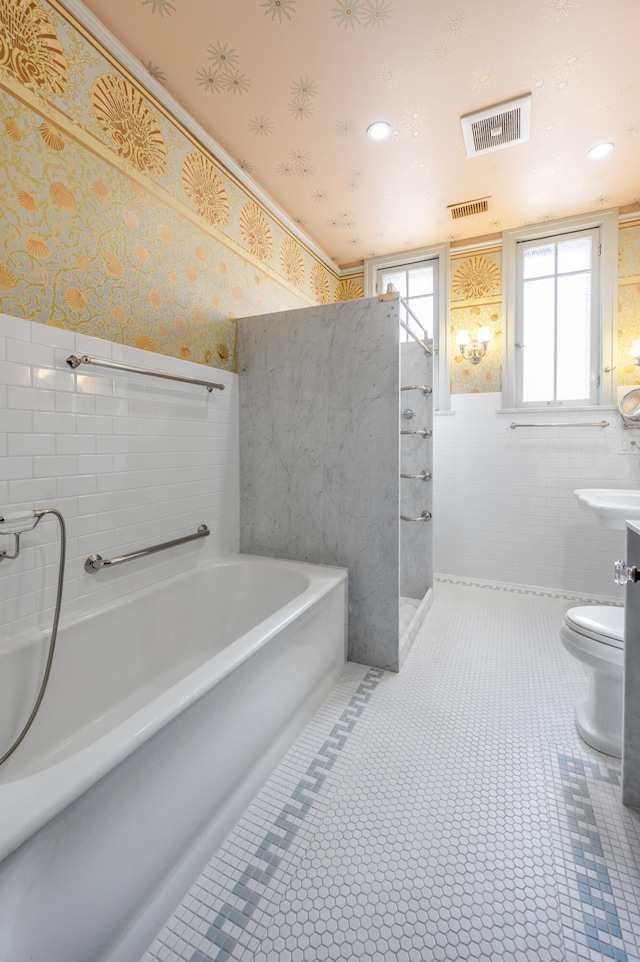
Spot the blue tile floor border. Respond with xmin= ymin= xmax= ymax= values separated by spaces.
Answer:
xmin=143 ymin=583 xmax=640 ymax=962
xmin=435 ymin=574 xmax=621 ymax=605
xmin=189 ymin=668 xmax=385 ymax=962
xmin=557 ymin=753 xmax=628 ymax=962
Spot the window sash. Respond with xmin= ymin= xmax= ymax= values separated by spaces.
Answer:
xmin=514 ymin=227 xmax=601 ymax=408
xmin=502 ymin=210 xmax=617 ymax=411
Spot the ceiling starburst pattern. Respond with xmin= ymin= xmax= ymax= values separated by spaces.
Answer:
xmin=80 ymin=0 xmax=639 ymax=268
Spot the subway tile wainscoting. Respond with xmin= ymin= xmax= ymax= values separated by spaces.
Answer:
xmin=0 ymin=311 xmax=239 ymax=644
xmin=433 ymin=392 xmax=640 ymax=598
xmin=3 ymin=309 xmax=640 ymax=962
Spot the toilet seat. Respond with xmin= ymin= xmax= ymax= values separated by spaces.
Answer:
xmin=564 ymin=606 xmax=624 ymax=649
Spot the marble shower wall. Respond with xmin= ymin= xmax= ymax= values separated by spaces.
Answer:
xmin=238 ymin=297 xmax=401 ymax=671
xmin=400 ymin=342 xmax=433 ymax=601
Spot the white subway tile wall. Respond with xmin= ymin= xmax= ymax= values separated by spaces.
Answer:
xmin=434 ymin=393 xmax=640 ymax=597
xmin=0 ymin=313 xmax=239 ymax=646
xmin=2 ymin=311 xmax=636 ymax=644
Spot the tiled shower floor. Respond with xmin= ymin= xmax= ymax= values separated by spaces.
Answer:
xmin=141 ymin=579 xmax=640 ymax=962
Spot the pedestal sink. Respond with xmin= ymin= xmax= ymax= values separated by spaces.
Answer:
xmin=574 ymin=488 xmax=640 ymax=530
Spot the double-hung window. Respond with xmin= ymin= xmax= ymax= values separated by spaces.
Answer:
xmin=517 ymin=228 xmax=599 ymax=406
xmin=364 ymin=245 xmax=449 ymax=410
xmin=503 ymin=211 xmax=617 ymax=409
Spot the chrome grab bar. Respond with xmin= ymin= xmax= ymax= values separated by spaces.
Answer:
xmin=85 ymin=524 xmax=209 ymax=572
xmin=67 ymin=354 xmax=225 ymax=393
xmin=401 ymin=385 xmax=432 ymax=395
xmin=401 ymin=471 xmax=431 ymax=480
xmin=401 ymin=428 xmax=432 ymax=438
xmin=509 ymin=420 xmax=609 ymax=429
xmin=379 ymin=289 xmax=434 ymax=356
xmin=399 ymin=320 xmax=433 ymax=355
xmin=400 ymin=511 xmax=431 ymax=522
xmin=380 ymin=286 xmax=429 ymax=338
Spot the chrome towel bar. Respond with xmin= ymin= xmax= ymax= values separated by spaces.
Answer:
xmin=67 ymin=354 xmax=225 ymax=392
xmin=509 ymin=420 xmax=609 ymax=429
xmin=85 ymin=524 xmax=209 ymax=572
xmin=401 ymin=428 xmax=432 ymax=438
xmin=400 ymin=511 xmax=432 ymax=522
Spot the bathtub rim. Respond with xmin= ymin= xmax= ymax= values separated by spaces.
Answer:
xmin=0 ymin=552 xmax=347 ymax=863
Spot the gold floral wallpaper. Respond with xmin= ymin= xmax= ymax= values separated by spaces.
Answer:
xmin=449 ymin=248 xmax=503 ymax=395
xmin=450 ymin=222 xmax=640 ymax=395
xmin=0 ymin=0 xmax=362 ymax=373
xmin=618 ymin=222 xmax=640 ymax=387
xmin=0 ymin=1 xmax=636 ymax=386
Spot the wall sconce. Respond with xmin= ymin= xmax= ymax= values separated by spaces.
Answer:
xmin=631 ymin=340 xmax=640 ymax=365
xmin=457 ymin=327 xmax=491 ymax=365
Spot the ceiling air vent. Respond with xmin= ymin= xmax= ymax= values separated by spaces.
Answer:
xmin=461 ymin=94 xmax=531 ymax=158
xmin=448 ymin=196 xmax=490 ymax=220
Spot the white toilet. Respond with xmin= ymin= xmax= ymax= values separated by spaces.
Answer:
xmin=560 ymin=605 xmax=624 ymax=758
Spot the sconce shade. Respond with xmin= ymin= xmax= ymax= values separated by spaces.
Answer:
xmin=456 ymin=327 xmax=490 ymax=365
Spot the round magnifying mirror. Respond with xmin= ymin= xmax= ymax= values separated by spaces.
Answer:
xmin=619 ymin=387 xmax=640 ymax=421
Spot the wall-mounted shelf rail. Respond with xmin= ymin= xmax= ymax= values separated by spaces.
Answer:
xmin=510 ymin=420 xmax=609 ymax=429
xmin=67 ymin=354 xmax=225 ymax=393
xmin=85 ymin=524 xmax=210 ymax=572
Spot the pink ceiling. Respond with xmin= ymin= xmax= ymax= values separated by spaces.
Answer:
xmin=79 ymin=0 xmax=639 ymax=268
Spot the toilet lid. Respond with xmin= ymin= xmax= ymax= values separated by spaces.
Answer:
xmin=564 ymin=606 xmax=624 ymax=648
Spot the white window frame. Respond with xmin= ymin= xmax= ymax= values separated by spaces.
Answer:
xmin=502 ymin=209 xmax=618 ymax=410
xmin=364 ymin=244 xmax=450 ymax=411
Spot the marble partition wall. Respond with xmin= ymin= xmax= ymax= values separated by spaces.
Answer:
xmin=400 ymin=342 xmax=434 ymax=602
xmin=238 ymin=297 xmax=401 ymax=671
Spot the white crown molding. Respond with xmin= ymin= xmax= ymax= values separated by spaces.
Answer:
xmin=56 ymin=0 xmax=363 ymax=279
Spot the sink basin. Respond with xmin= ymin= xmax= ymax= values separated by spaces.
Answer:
xmin=574 ymin=488 xmax=640 ymax=530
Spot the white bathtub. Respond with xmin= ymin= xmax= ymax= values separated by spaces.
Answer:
xmin=0 ymin=554 xmax=347 ymax=962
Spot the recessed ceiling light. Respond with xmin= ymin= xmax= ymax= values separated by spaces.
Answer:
xmin=367 ymin=121 xmax=391 ymax=141
xmin=588 ymin=142 xmax=614 ymax=159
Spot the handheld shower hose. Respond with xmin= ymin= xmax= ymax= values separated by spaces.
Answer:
xmin=0 ymin=508 xmax=66 ymax=766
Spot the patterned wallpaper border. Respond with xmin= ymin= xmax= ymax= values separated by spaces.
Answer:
xmin=1 ymin=67 xmax=323 ymax=310
xmin=0 ymin=0 xmax=366 ymax=373
xmin=54 ymin=0 xmax=369 ymax=295
xmin=1 ymin=0 xmax=366 ymax=305
xmin=57 ymin=0 xmax=357 ymax=279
